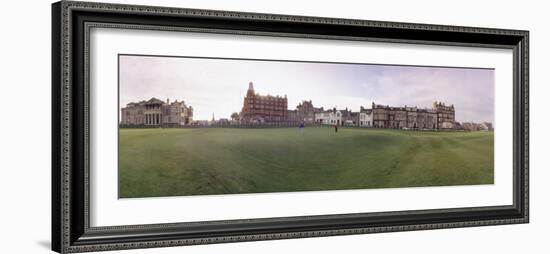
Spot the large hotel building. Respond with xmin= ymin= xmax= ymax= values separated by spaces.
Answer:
xmin=240 ymin=82 xmax=288 ymax=122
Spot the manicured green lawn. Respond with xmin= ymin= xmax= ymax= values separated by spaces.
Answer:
xmin=119 ymin=127 xmax=494 ymax=198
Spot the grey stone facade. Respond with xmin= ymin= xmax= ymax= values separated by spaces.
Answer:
xmin=120 ymin=98 xmax=193 ymax=127
xmin=433 ymin=101 xmax=455 ymax=129
xmin=371 ymin=101 xmax=453 ymax=130
xmin=288 ymin=100 xmax=324 ymax=123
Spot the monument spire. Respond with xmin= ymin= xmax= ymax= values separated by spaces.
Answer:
xmin=248 ymin=81 xmax=254 ymax=91
xmin=247 ymin=81 xmax=255 ymax=97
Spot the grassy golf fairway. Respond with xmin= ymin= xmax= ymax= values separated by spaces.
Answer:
xmin=118 ymin=127 xmax=494 ymax=198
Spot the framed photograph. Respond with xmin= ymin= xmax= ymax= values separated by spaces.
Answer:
xmin=52 ymin=1 xmax=529 ymax=253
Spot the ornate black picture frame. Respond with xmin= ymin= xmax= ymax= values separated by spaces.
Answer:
xmin=52 ymin=1 xmax=529 ymax=253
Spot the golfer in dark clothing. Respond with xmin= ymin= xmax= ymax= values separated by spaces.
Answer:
xmin=334 ymin=125 xmax=338 ymax=133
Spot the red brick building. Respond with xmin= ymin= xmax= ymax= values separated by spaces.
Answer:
xmin=241 ymin=82 xmax=288 ymax=123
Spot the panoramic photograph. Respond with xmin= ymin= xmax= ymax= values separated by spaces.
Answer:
xmin=118 ymin=54 xmax=495 ymax=199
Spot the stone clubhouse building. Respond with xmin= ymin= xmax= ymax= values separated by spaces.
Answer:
xmin=120 ymin=98 xmax=193 ymax=127
xmin=120 ymin=82 xmax=487 ymax=131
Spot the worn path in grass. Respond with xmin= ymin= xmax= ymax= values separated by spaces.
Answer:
xmin=119 ymin=127 xmax=494 ymax=198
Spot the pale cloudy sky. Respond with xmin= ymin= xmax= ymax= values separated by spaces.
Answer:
xmin=119 ymin=55 xmax=494 ymax=123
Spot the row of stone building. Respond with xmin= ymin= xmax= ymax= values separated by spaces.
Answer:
xmin=369 ymin=101 xmax=455 ymax=129
xmin=120 ymin=82 xmax=488 ymax=131
xmin=240 ymin=82 xmax=457 ymax=130
xmin=312 ymin=102 xmax=454 ymax=130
